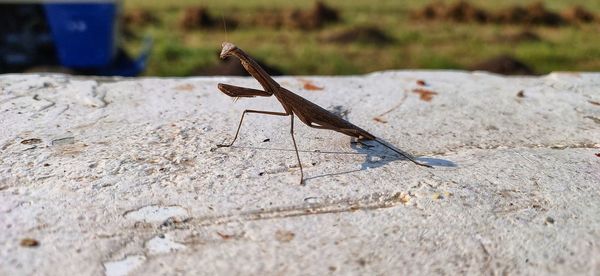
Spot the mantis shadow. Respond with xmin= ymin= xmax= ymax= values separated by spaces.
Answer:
xmin=360 ymin=138 xmax=457 ymax=168
xmin=231 ymin=138 xmax=456 ymax=182
xmin=303 ymin=138 xmax=457 ymax=181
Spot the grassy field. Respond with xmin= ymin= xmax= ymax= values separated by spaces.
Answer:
xmin=122 ymin=0 xmax=600 ymax=76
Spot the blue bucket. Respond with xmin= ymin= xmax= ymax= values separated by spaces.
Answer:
xmin=43 ymin=2 xmax=117 ymax=68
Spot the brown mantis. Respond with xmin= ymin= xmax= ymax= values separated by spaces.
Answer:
xmin=216 ymin=42 xmax=432 ymax=184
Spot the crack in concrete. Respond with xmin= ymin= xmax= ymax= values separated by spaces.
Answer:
xmin=0 ymin=95 xmax=27 ymax=105
xmin=584 ymin=116 xmax=600 ymax=124
xmin=73 ymin=114 xmax=109 ymax=129
xmin=55 ymin=105 xmax=70 ymax=117
xmin=189 ymin=192 xmax=409 ymax=227
xmin=37 ymin=100 xmax=56 ymax=112
xmin=373 ymin=90 xmax=409 ymax=123
xmin=90 ymin=83 xmax=108 ymax=108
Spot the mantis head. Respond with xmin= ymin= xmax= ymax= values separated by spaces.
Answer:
xmin=220 ymin=42 xmax=238 ymax=59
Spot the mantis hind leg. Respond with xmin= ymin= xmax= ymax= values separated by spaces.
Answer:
xmin=289 ymin=115 xmax=304 ymax=185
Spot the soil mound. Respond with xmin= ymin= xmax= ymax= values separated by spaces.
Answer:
xmin=444 ymin=1 xmax=489 ymax=22
xmin=321 ymin=26 xmax=393 ymax=44
xmin=413 ymin=1 xmax=596 ymax=26
xmin=495 ymin=2 xmax=563 ymax=26
xmin=253 ymin=1 xmax=340 ymax=30
xmin=561 ymin=5 xmax=595 ymax=23
xmin=412 ymin=1 xmax=489 ymax=23
xmin=123 ymin=9 xmax=159 ymax=26
xmin=180 ymin=7 xmax=237 ymax=30
xmin=470 ymin=55 xmax=535 ymax=75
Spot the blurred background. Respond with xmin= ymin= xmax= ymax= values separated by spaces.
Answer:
xmin=1 ymin=0 xmax=599 ymax=77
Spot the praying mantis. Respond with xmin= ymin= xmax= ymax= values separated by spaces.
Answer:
xmin=216 ymin=42 xmax=432 ymax=184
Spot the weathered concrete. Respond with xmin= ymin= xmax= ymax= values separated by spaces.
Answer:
xmin=0 ymin=71 xmax=599 ymax=275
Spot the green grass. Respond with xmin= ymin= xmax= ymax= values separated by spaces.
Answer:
xmin=122 ymin=0 xmax=600 ymax=76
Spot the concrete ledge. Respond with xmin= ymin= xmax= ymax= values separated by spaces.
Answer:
xmin=1 ymin=71 xmax=599 ymax=275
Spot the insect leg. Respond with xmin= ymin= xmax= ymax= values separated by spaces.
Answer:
xmin=290 ymin=115 xmax=304 ymax=185
xmin=218 ymin=83 xmax=272 ymax=97
xmin=217 ymin=110 xmax=289 ymax=147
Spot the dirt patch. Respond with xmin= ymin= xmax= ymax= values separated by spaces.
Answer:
xmin=253 ymin=1 xmax=340 ymax=30
xmin=411 ymin=1 xmax=489 ymax=23
xmin=297 ymin=78 xmax=324 ymax=90
xmin=445 ymin=1 xmax=490 ymax=23
xmin=498 ymin=29 xmax=540 ymax=43
xmin=180 ymin=7 xmax=213 ymax=29
xmin=250 ymin=10 xmax=282 ymax=28
xmin=321 ymin=26 xmax=393 ymax=44
xmin=413 ymin=1 xmax=596 ymax=26
xmin=412 ymin=88 xmax=438 ymax=102
xmin=275 ymin=230 xmax=295 ymax=243
xmin=121 ymin=9 xmax=159 ymax=39
xmin=470 ymin=55 xmax=535 ymax=75
xmin=492 ymin=6 xmax=528 ymax=24
xmin=20 ymin=238 xmax=40 ymax=247
xmin=179 ymin=6 xmax=237 ymax=30
xmin=495 ymin=2 xmax=563 ymax=26
xmin=123 ymin=9 xmax=159 ymax=27
xmin=411 ymin=2 xmax=445 ymax=20
xmin=174 ymin=83 xmax=194 ymax=91
xmin=509 ymin=29 xmax=540 ymax=42
xmin=561 ymin=5 xmax=595 ymax=24
xmin=310 ymin=1 xmax=340 ymax=24
xmin=194 ymin=57 xmax=283 ymax=76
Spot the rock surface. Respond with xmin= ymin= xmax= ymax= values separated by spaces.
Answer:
xmin=0 ymin=71 xmax=599 ymax=275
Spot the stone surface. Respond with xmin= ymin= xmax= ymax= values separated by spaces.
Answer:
xmin=0 ymin=71 xmax=599 ymax=275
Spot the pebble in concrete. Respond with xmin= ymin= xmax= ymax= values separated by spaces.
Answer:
xmin=123 ymin=205 xmax=190 ymax=224
xmin=145 ymin=233 xmax=187 ymax=255
xmin=103 ymin=255 xmax=146 ymax=276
